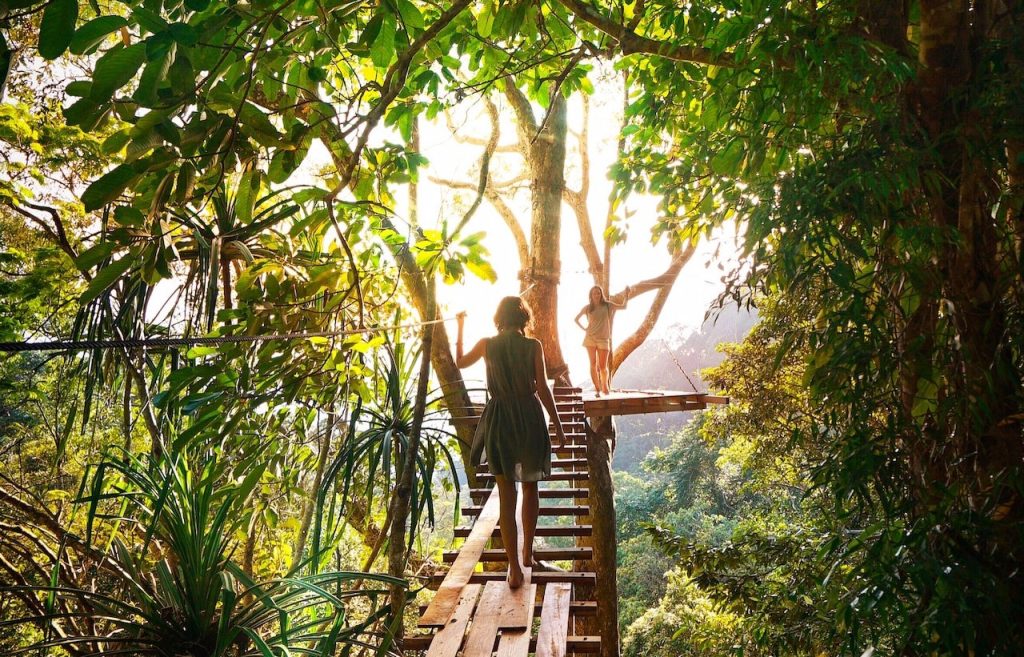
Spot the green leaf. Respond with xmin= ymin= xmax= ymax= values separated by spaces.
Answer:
xmin=114 ymin=205 xmax=145 ymax=226
xmin=238 ymin=102 xmax=282 ymax=146
xmin=63 ymin=97 xmax=108 ymax=130
xmin=168 ymin=53 xmax=194 ymax=93
xmin=70 ymin=15 xmax=128 ymax=55
xmin=466 ymin=257 xmax=497 ymax=282
xmin=39 ymin=0 xmax=78 ymax=60
xmin=370 ymin=11 xmax=396 ymax=68
xmin=65 ymin=80 xmax=91 ymax=96
xmin=90 ymin=43 xmax=147 ymax=103
xmin=710 ymin=138 xmax=745 ymax=176
xmin=131 ymin=6 xmax=169 ymax=34
xmin=476 ymin=2 xmax=494 ymax=39
xmin=235 ymin=170 xmax=259 ymax=223
xmin=168 ymin=23 xmax=198 ymax=46
xmin=81 ymin=163 xmax=138 ymax=211
xmin=268 ymin=149 xmax=293 ymax=184
xmin=102 ymin=128 xmax=131 ymax=154
xmin=393 ymin=0 xmax=424 ymax=29
xmin=74 ymin=241 xmax=117 ymax=270
xmin=174 ymin=162 xmax=196 ymax=203
xmin=79 ymin=250 xmax=136 ymax=303
xmin=134 ymin=51 xmax=172 ymax=106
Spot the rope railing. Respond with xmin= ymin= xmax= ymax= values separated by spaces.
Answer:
xmin=0 ymin=317 xmax=455 ymax=354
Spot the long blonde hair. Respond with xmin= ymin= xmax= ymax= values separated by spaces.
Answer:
xmin=587 ymin=285 xmax=608 ymax=312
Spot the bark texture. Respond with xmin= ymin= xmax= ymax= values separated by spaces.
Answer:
xmin=583 ymin=415 xmax=620 ymax=657
xmin=504 ymin=85 xmax=570 ymax=379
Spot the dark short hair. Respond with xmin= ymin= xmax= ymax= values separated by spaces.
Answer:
xmin=494 ymin=296 xmax=531 ymax=331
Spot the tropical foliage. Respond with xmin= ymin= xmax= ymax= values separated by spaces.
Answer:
xmin=2 ymin=0 xmax=1023 ymax=655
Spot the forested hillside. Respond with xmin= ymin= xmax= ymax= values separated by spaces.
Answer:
xmin=612 ymin=307 xmax=758 ymax=471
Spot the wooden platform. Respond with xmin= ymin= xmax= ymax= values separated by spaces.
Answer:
xmin=581 ymin=389 xmax=728 ymax=417
xmin=410 ymin=386 xmax=597 ymax=656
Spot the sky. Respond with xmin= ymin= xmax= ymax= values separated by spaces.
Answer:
xmin=150 ymin=66 xmax=742 ymax=388
xmin=383 ymin=74 xmax=742 ymax=387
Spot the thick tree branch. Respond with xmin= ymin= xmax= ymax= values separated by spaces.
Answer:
xmin=564 ymin=188 xmax=603 ymax=281
xmin=610 ymin=244 xmax=696 ymax=373
xmin=443 ymin=108 xmax=520 ymax=154
xmin=558 ymin=0 xmax=736 ymax=67
xmin=449 ymin=98 xmax=501 ymax=239
xmin=502 ymin=79 xmax=538 ymax=143
xmin=564 ymin=94 xmax=604 ymax=282
xmin=485 ymin=191 xmax=531 ymax=266
xmin=327 ymin=0 xmax=474 ymax=195
xmin=6 ymin=200 xmax=80 ymax=264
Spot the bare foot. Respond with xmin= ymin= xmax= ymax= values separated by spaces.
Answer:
xmin=507 ymin=566 xmax=524 ymax=589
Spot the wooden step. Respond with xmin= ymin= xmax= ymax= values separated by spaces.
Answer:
xmin=401 ymin=634 xmax=601 ymax=653
xmin=454 ymin=524 xmax=592 ymax=538
xmin=476 ymin=458 xmax=587 ymax=473
xmin=441 ymin=547 xmax=593 ymax=563
xmin=461 ymin=505 xmax=589 ymax=517
xmin=545 ymin=636 xmax=600 ymax=653
xmin=469 ymin=488 xmax=589 ymax=500
xmin=553 ymin=445 xmax=587 ymax=456
xmin=418 ymin=600 xmax=597 ymax=616
xmin=419 ymin=489 xmax=500 ymax=628
xmin=429 ymin=570 xmax=596 ymax=586
xmin=551 ymin=458 xmax=587 ymax=468
xmin=461 ymin=581 xmax=535 ymax=653
xmin=418 ymin=583 xmax=480 ymax=655
xmin=536 ymin=582 xmax=571 ymax=657
xmin=477 ymin=471 xmax=588 ymax=483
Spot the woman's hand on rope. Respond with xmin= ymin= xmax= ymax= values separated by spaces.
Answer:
xmin=455 ymin=312 xmax=466 ymax=360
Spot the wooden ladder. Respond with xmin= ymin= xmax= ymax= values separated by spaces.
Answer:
xmin=405 ymin=386 xmax=600 ymax=656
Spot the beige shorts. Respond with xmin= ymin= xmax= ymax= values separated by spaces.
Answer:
xmin=583 ymin=335 xmax=611 ymax=351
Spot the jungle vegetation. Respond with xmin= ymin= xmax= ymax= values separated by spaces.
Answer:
xmin=1 ymin=0 xmax=1022 ymax=656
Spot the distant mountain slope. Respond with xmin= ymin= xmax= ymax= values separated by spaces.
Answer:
xmin=611 ymin=307 xmax=758 ymax=472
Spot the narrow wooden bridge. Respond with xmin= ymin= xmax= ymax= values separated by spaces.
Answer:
xmin=403 ymin=387 xmax=728 ymax=656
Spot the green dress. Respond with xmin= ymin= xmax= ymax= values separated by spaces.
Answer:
xmin=470 ymin=331 xmax=551 ymax=482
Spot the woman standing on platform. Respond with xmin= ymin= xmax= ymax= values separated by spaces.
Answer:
xmin=455 ymin=297 xmax=567 ymax=589
xmin=574 ymin=284 xmax=629 ymax=396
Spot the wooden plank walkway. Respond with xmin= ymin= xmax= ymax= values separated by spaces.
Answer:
xmin=407 ymin=386 xmax=600 ymax=655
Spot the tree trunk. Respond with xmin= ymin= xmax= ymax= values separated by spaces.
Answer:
xmin=292 ymin=412 xmax=334 ymax=570
xmin=582 ymin=415 xmax=620 ymax=657
xmin=521 ymin=94 xmax=569 ymax=379
xmin=388 ymin=285 xmax=435 ymax=625
xmin=382 ymin=224 xmax=478 ymax=479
